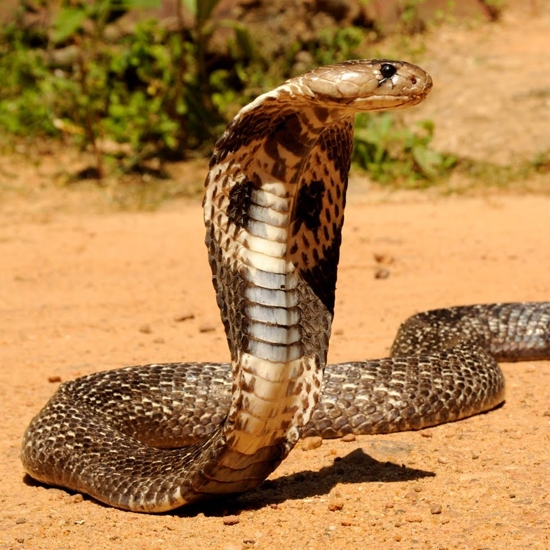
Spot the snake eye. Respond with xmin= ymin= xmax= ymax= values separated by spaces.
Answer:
xmin=380 ymin=63 xmax=397 ymax=79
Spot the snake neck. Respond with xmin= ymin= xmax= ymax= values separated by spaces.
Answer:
xmin=202 ymin=96 xmax=354 ymax=469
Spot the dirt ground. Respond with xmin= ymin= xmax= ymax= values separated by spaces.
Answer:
xmin=1 ymin=6 xmax=550 ymax=550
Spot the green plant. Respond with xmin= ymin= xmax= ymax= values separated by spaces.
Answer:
xmin=51 ymin=0 xmax=190 ymax=177
xmin=0 ymin=24 xmax=59 ymax=138
xmin=307 ymin=26 xmax=366 ymax=67
xmin=352 ymin=113 xmax=457 ymax=186
xmin=0 ymin=0 xmax=239 ymax=178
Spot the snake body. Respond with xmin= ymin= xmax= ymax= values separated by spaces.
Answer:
xmin=21 ymin=60 xmax=550 ymax=512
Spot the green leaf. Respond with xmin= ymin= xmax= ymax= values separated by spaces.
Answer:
xmin=52 ymin=7 xmax=88 ymax=43
xmin=181 ymin=0 xmax=197 ymax=17
xmin=412 ymin=145 xmax=439 ymax=180
xmin=181 ymin=0 xmax=222 ymax=24
xmin=233 ymin=23 xmax=256 ymax=60
xmin=114 ymin=0 xmax=161 ymax=8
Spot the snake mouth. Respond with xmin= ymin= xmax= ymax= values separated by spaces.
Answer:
xmin=345 ymin=87 xmax=432 ymax=113
xmin=349 ymin=91 xmax=431 ymax=111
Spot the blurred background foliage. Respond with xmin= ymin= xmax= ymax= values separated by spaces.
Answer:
xmin=0 ymin=0 xmax=506 ymax=186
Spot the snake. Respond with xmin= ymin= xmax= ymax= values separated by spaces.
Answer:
xmin=21 ymin=60 xmax=550 ymax=513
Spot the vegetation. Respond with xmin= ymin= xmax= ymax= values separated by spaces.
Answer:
xmin=0 ymin=0 xmax=518 ymax=196
xmin=353 ymin=114 xmax=456 ymax=186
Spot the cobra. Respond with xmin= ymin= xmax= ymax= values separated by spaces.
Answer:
xmin=21 ymin=60 xmax=550 ymax=512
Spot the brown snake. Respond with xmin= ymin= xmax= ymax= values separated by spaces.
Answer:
xmin=21 ymin=60 xmax=550 ymax=512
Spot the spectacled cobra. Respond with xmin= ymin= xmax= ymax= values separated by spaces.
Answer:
xmin=21 ymin=60 xmax=550 ymax=513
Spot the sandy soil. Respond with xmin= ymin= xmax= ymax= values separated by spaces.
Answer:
xmin=1 ymin=7 xmax=550 ymax=550
xmin=2 ymin=190 xmax=549 ymax=550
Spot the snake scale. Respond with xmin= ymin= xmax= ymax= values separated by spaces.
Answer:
xmin=21 ymin=60 xmax=550 ymax=513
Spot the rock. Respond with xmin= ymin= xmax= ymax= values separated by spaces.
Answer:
xmin=328 ymin=498 xmax=344 ymax=511
xmin=373 ymin=252 xmax=395 ymax=265
xmin=174 ymin=311 xmax=195 ymax=322
xmin=222 ymin=515 xmax=240 ymax=525
xmin=374 ymin=267 xmax=390 ymax=279
xmin=301 ymin=436 xmax=323 ymax=451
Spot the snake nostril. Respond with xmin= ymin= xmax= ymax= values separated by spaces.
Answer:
xmin=380 ymin=63 xmax=397 ymax=79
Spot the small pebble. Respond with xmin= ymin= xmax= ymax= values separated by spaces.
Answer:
xmin=420 ymin=430 xmax=433 ymax=438
xmin=71 ymin=494 xmax=84 ymax=504
xmin=15 ymin=518 xmax=26 ymax=525
xmin=328 ymin=499 xmax=344 ymax=511
xmin=139 ymin=324 xmax=152 ymax=334
xmin=437 ymin=456 xmax=448 ymax=464
xmin=373 ymin=252 xmax=395 ymax=265
xmin=199 ymin=323 xmax=216 ymax=333
xmin=153 ymin=337 xmax=165 ymax=344
xmin=301 ymin=436 xmax=322 ymax=451
xmin=374 ymin=267 xmax=390 ymax=279
xmin=430 ymin=504 xmax=443 ymax=514
xmin=223 ymin=515 xmax=240 ymax=526
xmin=341 ymin=433 xmax=356 ymax=442
xmin=47 ymin=375 xmax=62 ymax=383
xmin=174 ymin=312 xmax=195 ymax=322
xmin=405 ymin=514 xmax=423 ymax=523
xmin=341 ymin=518 xmax=353 ymax=526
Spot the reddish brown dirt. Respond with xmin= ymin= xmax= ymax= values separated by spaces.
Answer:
xmin=1 ymin=6 xmax=550 ymax=550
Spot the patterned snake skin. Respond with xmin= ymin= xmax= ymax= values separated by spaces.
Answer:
xmin=21 ymin=60 xmax=550 ymax=513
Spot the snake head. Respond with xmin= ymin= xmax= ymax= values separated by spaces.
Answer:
xmin=297 ymin=59 xmax=433 ymax=112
